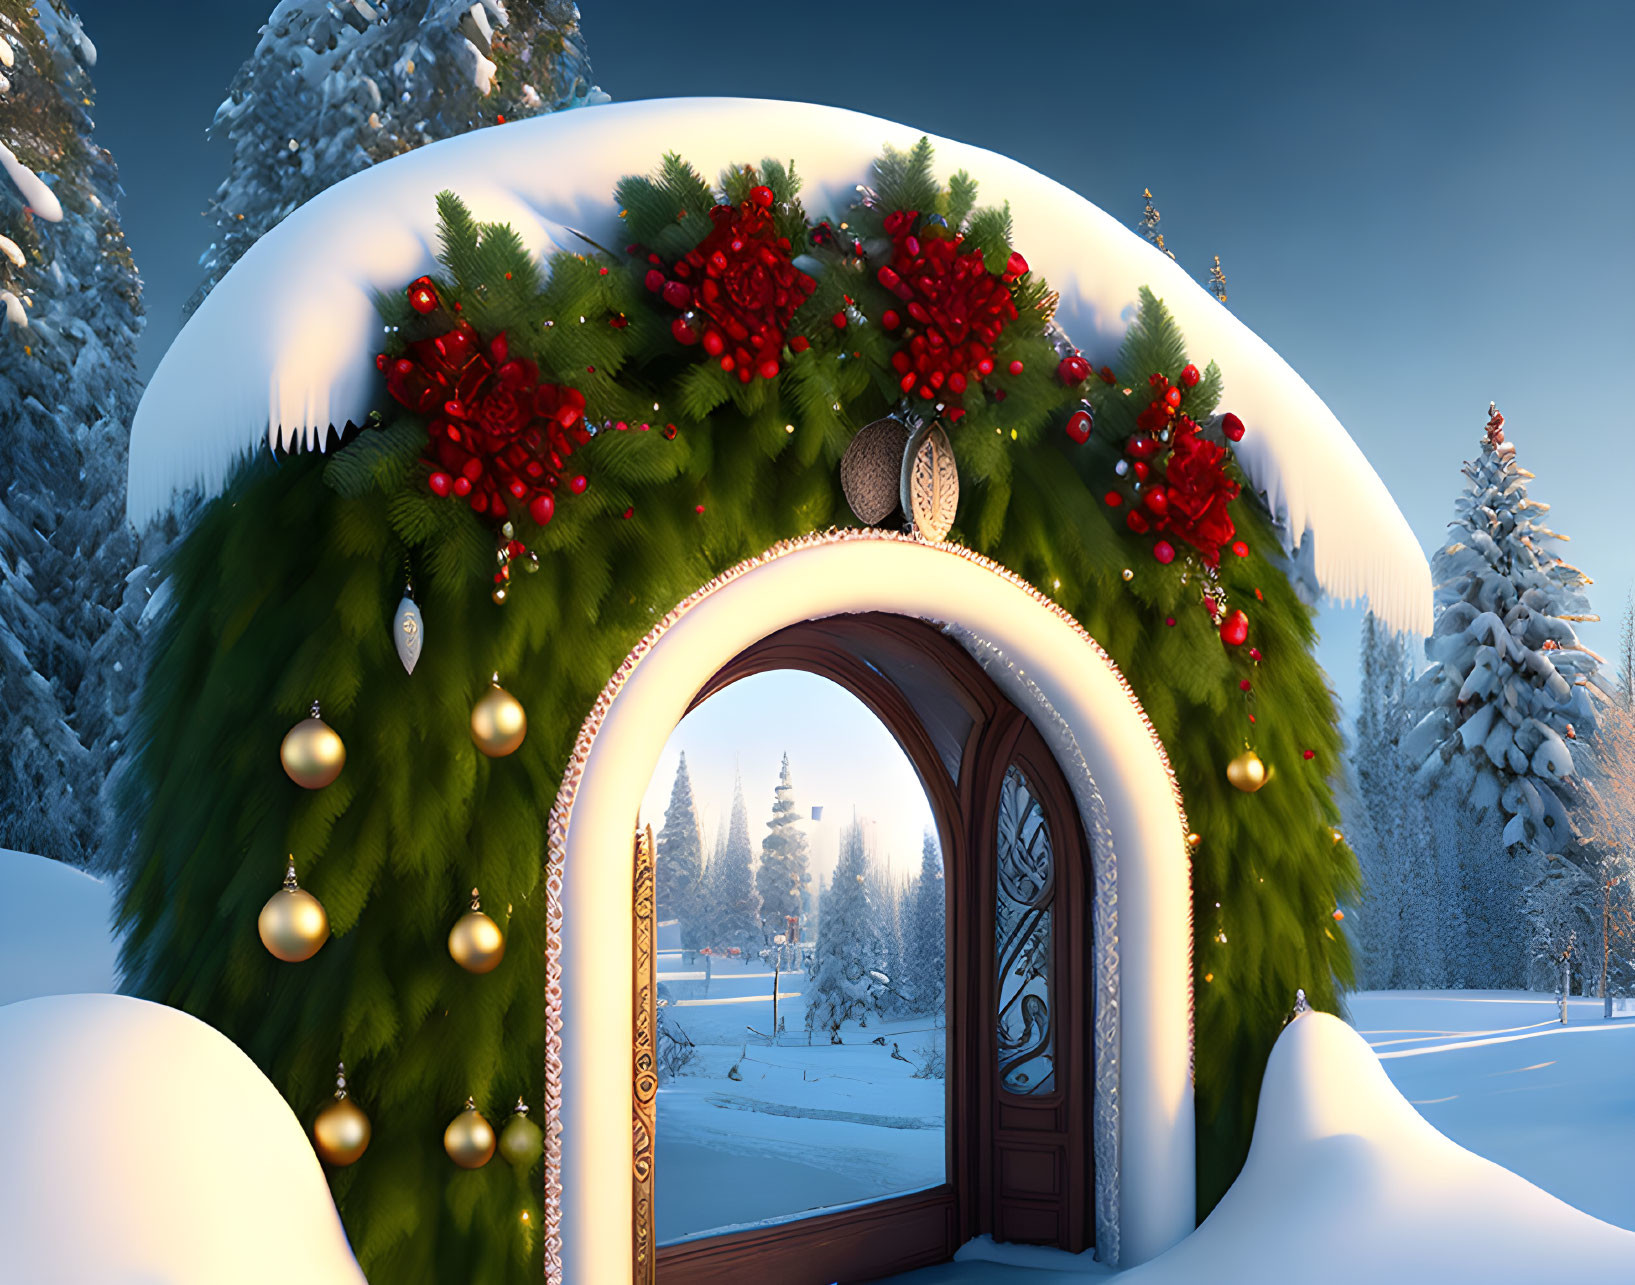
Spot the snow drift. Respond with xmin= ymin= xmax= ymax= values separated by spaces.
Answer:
xmin=1122 ymin=1011 xmax=1635 ymax=1284
xmin=0 ymin=993 xmax=366 ymax=1285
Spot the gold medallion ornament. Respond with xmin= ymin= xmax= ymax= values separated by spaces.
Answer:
xmin=312 ymin=1062 xmax=371 ymax=1167
xmin=280 ymin=700 xmax=346 ymax=789
xmin=902 ymin=421 xmax=959 ymax=543
xmin=498 ymin=1098 xmax=544 ymax=1169
xmin=1226 ymin=746 xmax=1268 ymax=793
xmin=443 ymin=1097 xmax=496 ymax=1168
xmin=448 ymin=887 xmax=505 ymax=973
xmin=258 ymin=857 xmax=330 ymax=962
xmin=470 ymin=674 xmax=526 ymax=757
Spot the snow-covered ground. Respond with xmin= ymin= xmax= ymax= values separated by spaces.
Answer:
xmin=656 ymin=947 xmax=946 ymax=1244
xmin=5 ymin=852 xmax=1635 ymax=1281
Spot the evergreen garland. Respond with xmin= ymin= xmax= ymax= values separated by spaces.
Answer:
xmin=118 ymin=141 xmax=1358 ymax=1280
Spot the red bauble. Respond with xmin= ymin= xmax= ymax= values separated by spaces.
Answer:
xmin=1221 ymin=412 xmax=1246 ymax=442
xmin=1065 ymin=409 xmax=1093 ymax=444
xmin=1239 ymin=679 xmax=1252 ymax=692
xmin=748 ymin=184 xmax=775 ymax=208
xmin=452 ymin=476 xmax=472 ymax=497
xmin=429 ymin=471 xmax=453 ymax=497
xmin=529 ymin=493 xmax=555 ymax=525
xmin=1153 ymin=540 xmax=1176 ymax=564
xmin=1303 ymin=749 xmax=1316 ymax=761
xmin=1180 ymin=363 xmax=1200 ymax=388
xmin=1164 ymin=385 xmax=1183 ymax=409
xmin=789 ymin=335 xmax=810 ymax=353
xmin=1008 ymin=359 xmax=1025 ymax=376
xmin=568 ymin=475 xmax=588 ymax=495
xmin=1220 ymin=609 xmax=1249 ymax=647
xmin=1231 ymin=539 xmax=1249 ymax=558
xmin=1104 ymin=490 xmax=1124 ymax=508
xmin=670 ymin=317 xmax=698 ymax=345
xmin=1144 ymin=488 xmax=1170 ymax=517
xmin=407 ymin=276 xmax=440 ymax=315
xmin=882 ymin=310 xmax=900 ymax=330
xmin=1057 ymin=353 xmax=1091 ymax=385
xmin=1125 ymin=509 xmax=1151 ymax=534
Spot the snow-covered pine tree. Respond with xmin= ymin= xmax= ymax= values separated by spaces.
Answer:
xmin=1573 ymin=699 xmax=1635 ymax=1006
xmin=804 ymin=819 xmax=886 ymax=1038
xmin=1347 ymin=612 xmax=1405 ymax=988
xmin=1619 ymin=592 xmax=1634 ymax=711
xmin=905 ymin=830 xmax=946 ymax=1017
xmin=655 ymin=751 xmax=706 ymax=948
xmin=1404 ymin=406 xmax=1615 ymax=988
xmin=754 ymin=752 xmax=811 ymax=943
xmin=702 ymin=774 xmax=760 ymax=956
xmin=0 ymin=1 xmax=147 ymax=867
xmin=868 ymin=856 xmax=907 ymax=1019
xmin=188 ymin=0 xmax=605 ymax=313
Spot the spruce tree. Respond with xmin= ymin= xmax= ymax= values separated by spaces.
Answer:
xmin=654 ymin=752 xmax=705 ymax=948
xmin=188 ymin=0 xmax=605 ymax=312
xmin=905 ymin=831 xmax=946 ymax=1015
xmin=0 ymin=0 xmax=147 ymax=867
xmin=1404 ymin=406 xmax=1615 ymax=986
xmin=805 ymin=820 xmax=886 ymax=1037
xmin=755 ymin=752 xmax=810 ymax=943
xmin=702 ymin=774 xmax=760 ymax=956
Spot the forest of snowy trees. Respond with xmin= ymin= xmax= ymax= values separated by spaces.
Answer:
xmin=651 ymin=751 xmax=948 ymax=1042
xmin=1346 ymin=408 xmax=1635 ymax=1001
xmin=0 ymin=1 xmax=602 ymax=869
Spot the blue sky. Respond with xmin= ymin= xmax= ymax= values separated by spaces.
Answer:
xmin=75 ymin=0 xmax=1635 ymax=730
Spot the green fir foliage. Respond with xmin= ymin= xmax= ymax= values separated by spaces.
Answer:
xmin=119 ymin=145 xmax=1356 ymax=1279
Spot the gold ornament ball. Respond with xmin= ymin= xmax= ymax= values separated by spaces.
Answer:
xmin=1330 ymin=826 xmax=1346 ymax=846
xmin=281 ymin=704 xmax=346 ymax=789
xmin=448 ymin=888 xmax=506 ymax=974
xmin=1186 ymin=832 xmax=1203 ymax=850
xmin=313 ymin=1095 xmax=372 ymax=1167
xmin=471 ymin=676 xmax=526 ymax=757
xmin=258 ymin=862 xmax=329 ymax=962
xmin=1226 ymin=747 xmax=1268 ymax=793
xmin=444 ymin=1098 xmax=496 ymax=1168
xmin=498 ymin=1100 xmax=544 ymax=1169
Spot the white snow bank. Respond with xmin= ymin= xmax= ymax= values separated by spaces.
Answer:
xmin=126 ymin=98 xmax=1431 ymax=634
xmin=0 ymin=849 xmax=119 ymax=1006
xmin=1118 ymin=1011 xmax=1635 ymax=1284
xmin=0 ymin=993 xmax=366 ymax=1285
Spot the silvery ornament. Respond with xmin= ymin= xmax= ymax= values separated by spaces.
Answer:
xmin=394 ymin=590 xmax=424 ymax=675
xmin=901 ymin=421 xmax=959 ymax=544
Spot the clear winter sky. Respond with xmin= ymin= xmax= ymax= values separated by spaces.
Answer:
xmin=73 ymin=2 xmax=1635 ymax=740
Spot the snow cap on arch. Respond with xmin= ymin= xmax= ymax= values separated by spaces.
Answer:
xmin=126 ymin=97 xmax=1431 ymax=635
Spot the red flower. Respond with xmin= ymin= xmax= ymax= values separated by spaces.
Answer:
xmin=648 ymin=195 xmax=816 ymax=384
xmin=877 ymin=212 xmax=1020 ymax=404
xmin=1158 ymin=425 xmax=1239 ymax=566
xmin=380 ymin=322 xmax=587 ymax=524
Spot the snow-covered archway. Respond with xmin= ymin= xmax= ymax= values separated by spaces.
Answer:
xmin=547 ymin=529 xmax=1196 ymax=1283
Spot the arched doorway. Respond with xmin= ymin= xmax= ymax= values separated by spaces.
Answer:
xmin=547 ymin=530 xmax=1195 ymax=1285
xmin=650 ymin=614 xmax=1097 ymax=1282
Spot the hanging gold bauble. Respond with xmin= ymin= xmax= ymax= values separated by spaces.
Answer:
xmin=498 ymin=1098 xmax=544 ymax=1169
xmin=281 ymin=701 xmax=346 ymax=789
xmin=258 ymin=858 xmax=329 ymax=962
xmin=312 ymin=1063 xmax=371 ymax=1166
xmin=470 ymin=674 xmax=526 ymax=757
xmin=444 ymin=1097 xmax=496 ymax=1168
xmin=448 ymin=888 xmax=505 ymax=974
xmin=1226 ymin=747 xmax=1268 ymax=793
xmin=1186 ymin=832 xmax=1203 ymax=850
xmin=1330 ymin=826 xmax=1345 ymax=846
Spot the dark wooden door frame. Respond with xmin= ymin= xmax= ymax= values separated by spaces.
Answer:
xmin=654 ymin=613 xmax=1092 ymax=1284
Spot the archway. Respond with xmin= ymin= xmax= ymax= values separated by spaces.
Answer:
xmin=547 ymin=529 xmax=1195 ymax=1283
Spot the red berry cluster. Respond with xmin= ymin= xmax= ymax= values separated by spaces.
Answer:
xmin=645 ymin=184 xmax=816 ymax=384
xmin=876 ymin=209 xmax=1023 ymax=415
xmin=1105 ymin=365 xmax=1246 ymax=569
xmin=379 ymin=315 xmax=587 ymax=527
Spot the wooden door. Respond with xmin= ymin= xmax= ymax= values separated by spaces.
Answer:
xmin=962 ymin=712 xmax=1093 ymax=1252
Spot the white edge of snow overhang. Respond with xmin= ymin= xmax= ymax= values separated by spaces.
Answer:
xmin=127 ymin=97 xmax=1432 ymax=635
